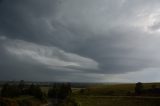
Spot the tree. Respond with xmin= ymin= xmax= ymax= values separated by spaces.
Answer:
xmin=58 ymin=83 xmax=72 ymax=99
xmin=66 ymin=83 xmax=72 ymax=95
xmin=27 ymin=83 xmax=35 ymax=95
xmin=26 ymin=84 xmax=46 ymax=101
xmin=1 ymin=83 xmax=19 ymax=97
xmin=48 ymin=84 xmax=57 ymax=98
xmin=48 ymin=83 xmax=72 ymax=99
xmin=34 ymin=85 xmax=43 ymax=99
xmin=18 ymin=80 xmax=25 ymax=95
xmin=1 ymin=83 xmax=10 ymax=97
xmin=135 ymin=82 xmax=143 ymax=95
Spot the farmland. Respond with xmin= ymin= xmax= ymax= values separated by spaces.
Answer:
xmin=1 ymin=82 xmax=160 ymax=106
xmin=73 ymin=83 xmax=160 ymax=106
xmin=75 ymin=96 xmax=160 ymax=106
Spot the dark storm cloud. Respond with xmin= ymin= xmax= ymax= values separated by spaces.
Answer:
xmin=1 ymin=0 xmax=160 ymax=82
xmin=0 ymin=0 xmax=59 ymax=42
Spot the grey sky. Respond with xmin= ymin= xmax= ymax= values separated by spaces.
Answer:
xmin=1 ymin=0 xmax=160 ymax=82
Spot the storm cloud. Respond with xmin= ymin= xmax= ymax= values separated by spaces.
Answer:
xmin=1 ymin=0 xmax=160 ymax=82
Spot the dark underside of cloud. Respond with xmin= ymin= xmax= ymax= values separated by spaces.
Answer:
xmin=0 ymin=0 xmax=160 ymax=82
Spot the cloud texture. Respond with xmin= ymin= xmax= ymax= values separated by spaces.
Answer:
xmin=1 ymin=0 xmax=160 ymax=82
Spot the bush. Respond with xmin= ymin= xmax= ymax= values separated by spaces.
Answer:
xmin=135 ymin=82 xmax=143 ymax=95
xmin=48 ymin=83 xmax=72 ymax=99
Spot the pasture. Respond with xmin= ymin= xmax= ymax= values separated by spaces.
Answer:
xmin=74 ymin=83 xmax=160 ymax=106
xmin=76 ymin=96 xmax=160 ymax=106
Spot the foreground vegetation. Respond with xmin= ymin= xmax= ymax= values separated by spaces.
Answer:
xmin=0 ymin=96 xmax=44 ymax=106
xmin=76 ymin=96 xmax=160 ymax=106
xmin=0 ymin=80 xmax=47 ymax=106
xmin=73 ymin=82 xmax=160 ymax=106
xmin=0 ymin=81 xmax=79 ymax=106
xmin=1 ymin=81 xmax=160 ymax=106
xmin=77 ymin=82 xmax=160 ymax=96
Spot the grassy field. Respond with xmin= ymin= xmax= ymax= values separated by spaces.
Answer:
xmin=76 ymin=96 xmax=160 ymax=106
xmin=1 ymin=82 xmax=160 ymax=106
xmin=73 ymin=83 xmax=160 ymax=106
xmin=77 ymin=83 xmax=160 ymax=96
xmin=0 ymin=96 xmax=45 ymax=106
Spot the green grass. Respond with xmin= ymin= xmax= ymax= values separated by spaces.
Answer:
xmin=2 ymin=83 xmax=160 ymax=106
xmin=0 ymin=96 xmax=45 ymax=106
xmin=76 ymin=83 xmax=160 ymax=96
xmin=76 ymin=96 xmax=160 ymax=106
xmin=13 ymin=95 xmax=34 ymax=100
xmin=74 ymin=83 xmax=160 ymax=106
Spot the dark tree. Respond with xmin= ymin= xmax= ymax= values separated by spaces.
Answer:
xmin=27 ymin=84 xmax=46 ymax=101
xmin=48 ymin=84 xmax=57 ymax=98
xmin=48 ymin=83 xmax=72 ymax=99
xmin=66 ymin=83 xmax=72 ymax=95
xmin=34 ymin=85 xmax=43 ymax=99
xmin=58 ymin=83 xmax=72 ymax=99
xmin=27 ymin=83 xmax=35 ymax=95
xmin=18 ymin=80 xmax=25 ymax=95
xmin=1 ymin=83 xmax=19 ymax=97
xmin=135 ymin=82 xmax=143 ymax=95
xmin=1 ymin=83 xmax=10 ymax=97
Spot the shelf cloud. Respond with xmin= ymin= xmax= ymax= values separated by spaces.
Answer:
xmin=1 ymin=0 xmax=160 ymax=82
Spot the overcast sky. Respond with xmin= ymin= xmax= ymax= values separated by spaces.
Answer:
xmin=1 ymin=0 xmax=160 ymax=82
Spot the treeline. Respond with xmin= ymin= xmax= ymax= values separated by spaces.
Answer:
xmin=48 ymin=83 xmax=80 ymax=106
xmin=48 ymin=83 xmax=72 ymax=99
xmin=0 ymin=80 xmax=79 ymax=106
xmin=0 ymin=80 xmax=46 ymax=100
xmin=135 ymin=82 xmax=160 ymax=96
xmin=77 ymin=82 xmax=160 ymax=97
